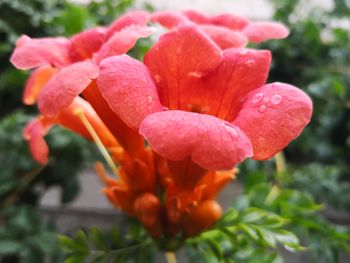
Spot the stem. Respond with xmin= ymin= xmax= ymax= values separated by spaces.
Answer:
xmin=264 ymin=151 xmax=286 ymax=204
xmin=165 ymin=251 xmax=177 ymax=263
xmin=275 ymin=151 xmax=286 ymax=174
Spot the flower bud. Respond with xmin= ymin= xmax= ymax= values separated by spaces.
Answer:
xmin=185 ymin=199 xmax=222 ymax=237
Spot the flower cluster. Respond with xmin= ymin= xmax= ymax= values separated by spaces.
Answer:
xmin=11 ymin=10 xmax=312 ymax=246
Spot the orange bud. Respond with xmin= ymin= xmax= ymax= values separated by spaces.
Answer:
xmin=185 ymin=200 xmax=222 ymax=237
xmin=134 ymin=193 xmax=161 ymax=227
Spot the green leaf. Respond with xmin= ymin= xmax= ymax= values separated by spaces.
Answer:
xmin=207 ymin=239 xmax=224 ymax=260
xmin=218 ymin=208 xmax=239 ymax=225
xmin=239 ymin=207 xmax=288 ymax=228
xmin=238 ymin=223 xmax=260 ymax=241
xmin=59 ymin=235 xmax=87 ymax=254
xmin=255 ymin=228 xmax=277 ymax=248
xmin=89 ymin=227 xmax=108 ymax=251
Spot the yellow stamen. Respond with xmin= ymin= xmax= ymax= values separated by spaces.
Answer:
xmin=75 ymin=109 xmax=119 ymax=176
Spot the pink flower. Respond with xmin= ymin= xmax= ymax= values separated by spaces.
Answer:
xmin=150 ymin=10 xmax=289 ymax=49
xmin=11 ymin=10 xmax=313 ymax=240
xmin=97 ymin=23 xmax=312 ymax=171
xmin=10 ymin=11 xmax=155 ymax=163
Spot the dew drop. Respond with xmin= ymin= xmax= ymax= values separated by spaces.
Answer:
xmin=259 ymin=105 xmax=267 ymax=113
xmin=189 ymin=71 xmax=202 ymax=78
xmin=146 ymin=95 xmax=153 ymax=103
xmin=252 ymin=93 xmax=264 ymax=104
xmin=245 ymin=59 xmax=255 ymax=67
xmin=154 ymin=74 xmax=161 ymax=83
xmin=270 ymin=94 xmax=282 ymax=105
xmin=224 ymin=123 xmax=238 ymax=138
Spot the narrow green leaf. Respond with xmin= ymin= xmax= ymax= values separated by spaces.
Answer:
xmin=238 ymin=223 xmax=259 ymax=241
xmin=89 ymin=227 xmax=108 ymax=251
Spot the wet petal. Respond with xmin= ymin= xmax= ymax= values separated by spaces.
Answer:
xmin=38 ymin=61 xmax=99 ymax=117
xmin=98 ymin=55 xmax=163 ymax=129
xmin=23 ymin=118 xmax=52 ymax=165
xmin=233 ymin=82 xmax=312 ymax=160
xmin=57 ymin=97 xmax=120 ymax=149
xmin=23 ymin=66 xmax=57 ymax=105
xmin=210 ymin=13 xmax=249 ymax=30
xmin=82 ymin=81 xmax=145 ymax=157
xmin=10 ymin=35 xmax=70 ymax=70
xmin=182 ymin=10 xmax=211 ymax=24
xmin=69 ymin=27 xmax=106 ymax=61
xmin=95 ymin=26 xmax=155 ymax=64
xmin=200 ymin=25 xmax=247 ymax=49
xmin=106 ymin=11 xmax=149 ymax=39
xmin=144 ymin=23 xmax=222 ymax=109
xmin=183 ymin=48 xmax=271 ymax=121
xmin=150 ymin=11 xmax=189 ymax=29
xmin=243 ymin=21 xmax=289 ymax=43
xmin=140 ymin=110 xmax=253 ymax=170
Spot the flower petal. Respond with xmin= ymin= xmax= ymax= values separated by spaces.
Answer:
xmin=57 ymin=97 xmax=119 ymax=149
xmin=150 ymin=11 xmax=189 ymax=29
xmin=10 ymin=35 xmax=70 ymax=70
xmin=181 ymin=48 xmax=271 ymax=121
xmin=95 ymin=26 xmax=155 ymax=64
xmin=106 ymin=11 xmax=149 ymax=39
xmin=200 ymin=25 xmax=248 ymax=49
xmin=97 ymin=55 xmax=163 ymax=129
xmin=210 ymin=13 xmax=249 ymax=30
xmin=23 ymin=118 xmax=52 ymax=165
xmin=233 ymin=82 xmax=312 ymax=160
xmin=69 ymin=27 xmax=106 ymax=61
xmin=140 ymin=110 xmax=253 ymax=170
xmin=38 ymin=61 xmax=99 ymax=117
xmin=243 ymin=22 xmax=289 ymax=43
xmin=182 ymin=10 xmax=211 ymax=24
xmin=82 ymin=81 xmax=145 ymax=157
xmin=23 ymin=66 xmax=57 ymax=105
xmin=23 ymin=97 xmax=119 ymax=165
xmin=144 ymin=23 xmax=222 ymax=109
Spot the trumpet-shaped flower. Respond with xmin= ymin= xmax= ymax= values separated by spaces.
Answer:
xmin=150 ymin=10 xmax=289 ymax=49
xmin=11 ymin=10 xmax=312 ymax=244
xmin=98 ymin=23 xmax=312 ymax=170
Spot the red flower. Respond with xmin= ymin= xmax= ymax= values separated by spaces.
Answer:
xmin=98 ymin=23 xmax=312 ymax=171
xmin=151 ymin=10 xmax=289 ymax=49
xmin=10 ymin=11 xmax=154 ymax=163
xmin=11 ymin=11 xmax=312 ymax=241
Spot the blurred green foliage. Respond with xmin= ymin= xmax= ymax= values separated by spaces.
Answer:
xmin=0 ymin=0 xmax=135 ymax=262
xmin=260 ymin=0 xmax=350 ymax=212
xmin=1 ymin=0 xmax=350 ymax=262
xmin=60 ymin=220 xmax=155 ymax=263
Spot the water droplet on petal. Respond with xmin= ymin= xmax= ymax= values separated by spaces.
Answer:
xmin=189 ymin=71 xmax=202 ymax=78
xmin=259 ymin=105 xmax=267 ymax=113
xmin=245 ymin=59 xmax=255 ymax=67
xmin=224 ymin=123 xmax=238 ymax=138
xmin=252 ymin=93 xmax=264 ymax=104
xmin=154 ymin=75 xmax=161 ymax=83
xmin=270 ymin=94 xmax=282 ymax=105
xmin=146 ymin=95 xmax=153 ymax=103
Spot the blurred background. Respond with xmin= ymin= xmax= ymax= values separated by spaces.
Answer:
xmin=0 ymin=0 xmax=349 ymax=262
